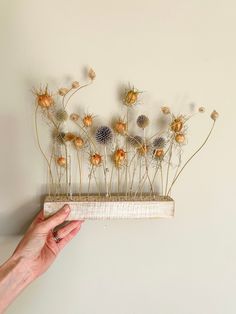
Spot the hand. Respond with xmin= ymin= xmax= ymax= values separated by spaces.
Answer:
xmin=12 ymin=204 xmax=84 ymax=280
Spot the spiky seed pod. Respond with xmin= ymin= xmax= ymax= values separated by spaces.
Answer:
xmin=57 ymin=156 xmax=66 ymax=167
xmin=124 ymin=89 xmax=140 ymax=107
xmin=211 ymin=110 xmax=219 ymax=121
xmin=52 ymin=129 xmax=65 ymax=144
xmin=161 ymin=106 xmax=171 ymax=115
xmin=114 ymin=119 xmax=127 ymax=135
xmin=95 ymin=126 xmax=113 ymax=145
xmin=90 ymin=153 xmax=102 ymax=166
xmin=175 ymin=133 xmax=185 ymax=144
xmin=153 ymin=148 xmax=164 ymax=159
xmin=153 ymin=137 xmax=166 ymax=149
xmin=35 ymin=87 xmax=54 ymax=108
xmin=128 ymin=135 xmax=143 ymax=147
xmin=88 ymin=68 xmax=96 ymax=80
xmin=83 ymin=114 xmax=93 ymax=127
xmin=70 ymin=113 xmax=80 ymax=122
xmin=171 ymin=116 xmax=184 ymax=133
xmin=137 ymin=144 xmax=149 ymax=156
xmin=198 ymin=106 xmax=205 ymax=113
xmin=113 ymin=148 xmax=126 ymax=168
xmin=58 ymin=88 xmax=69 ymax=96
xmin=137 ymin=115 xmax=149 ymax=129
xmin=64 ymin=132 xmax=76 ymax=142
xmin=74 ymin=136 xmax=84 ymax=149
xmin=55 ymin=109 xmax=68 ymax=122
xmin=72 ymin=81 xmax=80 ymax=89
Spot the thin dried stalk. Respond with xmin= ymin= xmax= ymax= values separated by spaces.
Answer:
xmin=76 ymin=150 xmax=82 ymax=196
xmin=165 ymin=137 xmax=174 ymax=195
xmin=167 ymin=121 xmax=216 ymax=196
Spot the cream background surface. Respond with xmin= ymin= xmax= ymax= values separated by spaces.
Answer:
xmin=0 ymin=0 xmax=235 ymax=313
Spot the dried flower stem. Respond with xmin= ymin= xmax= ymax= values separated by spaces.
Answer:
xmin=87 ymin=166 xmax=93 ymax=196
xmin=35 ymin=105 xmax=54 ymax=188
xmin=167 ymin=121 xmax=216 ymax=196
xmin=76 ymin=150 xmax=82 ymax=196
xmin=165 ymin=137 xmax=174 ymax=195
xmin=143 ymin=129 xmax=154 ymax=196
xmin=125 ymin=107 xmax=129 ymax=197
xmin=64 ymin=81 xmax=92 ymax=109
xmin=92 ymin=167 xmax=100 ymax=196
xmin=103 ymin=146 xmax=109 ymax=197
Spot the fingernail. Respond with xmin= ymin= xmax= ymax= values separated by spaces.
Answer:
xmin=63 ymin=204 xmax=70 ymax=213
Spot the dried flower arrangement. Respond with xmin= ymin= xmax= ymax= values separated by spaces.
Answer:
xmin=33 ymin=68 xmax=219 ymax=219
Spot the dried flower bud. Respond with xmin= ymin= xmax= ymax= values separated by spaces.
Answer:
xmin=95 ymin=126 xmax=113 ymax=145
xmin=35 ymin=87 xmax=54 ymax=108
xmin=171 ymin=116 xmax=184 ymax=133
xmin=90 ymin=153 xmax=102 ymax=166
xmin=55 ymin=109 xmax=68 ymax=122
xmin=175 ymin=133 xmax=185 ymax=144
xmin=74 ymin=136 xmax=84 ymax=149
xmin=161 ymin=106 xmax=171 ymax=115
xmin=83 ymin=114 xmax=93 ymax=127
xmin=210 ymin=110 xmax=219 ymax=121
xmin=58 ymin=88 xmax=69 ymax=96
xmin=198 ymin=106 xmax=205 ymax=113
xmin=70 ymin=113 xmax=80 ymax=122
xmin=137 ymin=144 xmax=149 ymax=156
xmin=124 ymin=89 xmax=140 ymax=107
xmin=114 ymin=119 xmax=127 ymax=135
xmin=153 ymin=148 xmax=164 ymax=159
xmin=64 ymin=132 xmax=76 ymax=142
xmin=113 ymin=148 xmax=126 ymax=168
xmin=88 ymin=68 xmax=96 ymax=80
xmin=72 ymin=81 xmax=80 ymax=89
xmin=137 ymin=115 xmax=149 ymax=129
xmin=57 ymin=156 xmax=66 ymax=167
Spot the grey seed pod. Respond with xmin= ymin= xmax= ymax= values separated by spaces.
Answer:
xmin=55 ymin=109 xmax=68 ymax=122
xmin=152 ymin=137 xmax=166 ymax=149
xmin=95 ymin=126 xmax=113 ymax=145
xmin=136 ymin=115 xmax=149 ymax=129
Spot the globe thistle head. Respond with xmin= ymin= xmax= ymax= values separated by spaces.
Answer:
xmin=95 ymin=126 xmax=113 ymax=145
xmin=128 ymin=135 xmax=143 ymax=147
xmin=152 ymin=137 xmax=166 ymax=149
xmin=137 ymin=115 xmax=149 ymax=129
xmin=55 ymin=109 xmax=68 ymax=122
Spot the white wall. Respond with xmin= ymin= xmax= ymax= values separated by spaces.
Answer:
xmin=0 ymin=0 xmax=236 ymax=313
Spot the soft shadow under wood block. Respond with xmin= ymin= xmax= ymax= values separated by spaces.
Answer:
xmin=44 ymin=195 xmax=175 ymax=220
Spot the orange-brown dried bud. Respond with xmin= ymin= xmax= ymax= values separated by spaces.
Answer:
xmin=58 ymin=88 xmax=69 ymax=96
xmin=90 ymin=153 xmax=102 ymax=166
xmin=171 ymin=116 xmax=184 ymax=133
xmin=137 ymin=144 xmax=149 ymax=156
xmin=175 ymin=133 xmax=185 ymax=144
xmin=57 ymin=156 xmax=66 ymax=167
xmin=124 ymin=90 xmax=139 ymax=107
xmin=114 ymin=120 xmax=127 ymax=135
xmin=83 ymin=114 xmax=93 ymax=127
xmin=74 ymin=136 xmax=84 ymax=149
xmin=72 ymin=81 xmax=80 ymax=89
xmin=35 ymin=87 xmax=54 ymax=108
xmin=153 ymin=148 xmax=164 ymax=159
xmin=113 ymin=148 xmax=126 ymax=168
xmin=64 ymin=132 xmax=76 ymax=142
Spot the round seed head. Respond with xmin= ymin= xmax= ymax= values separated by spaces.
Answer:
xmin=95 ymin=126 xmax=113 ymax=145
xmin=55 ymin=109 xmax=68 ymax=122
xmin=153 ymin=137 xmax=166 ymax=149
xmin=161 ymin=106 xmax=171 ymax=115
xmin=90 ymin=153 xmax=102 ymax=166
xmin=210 ymin=110 xmax=219 ymax=121
xmin=137 ymin=115 xmax=149 ymax=129
xmin=58 ymin=88 xmax=69 ymax=96
xmin=70 ymin=113 xmax=80 ymax=122
xmin=175 ymin=133 xmax=185 ymax=144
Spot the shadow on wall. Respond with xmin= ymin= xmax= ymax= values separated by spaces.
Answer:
xmin=0 ymin=194 xmax=45 ymax=236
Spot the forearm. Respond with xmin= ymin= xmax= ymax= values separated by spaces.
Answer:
xmin=0 ymin=256 xmax=33 ymax=313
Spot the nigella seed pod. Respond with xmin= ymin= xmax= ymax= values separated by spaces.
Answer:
xmin=74 ymin=136 xmax=84 ymax=149
xmin=161 ymin=106 xmax=171 ymax=115
xmin=175 ymin=133 xmax=185 ymax=144
xmin=153 ymin=148 xmax=164 ymax=159
xmin=55 ymin=109 xmax=68 ymax=122
xmin=171 ymin=116 xmax=184 ymax=133
xmin=114 ymin=119 xmax=127 ymax=135
xmin=113 ymin=148 xmax=126 ymax=168
xmin=34 ymin=86 xmax=54 ymax=108
xmin=124 ymin=89 xmax=140 ymax=107
xmin=57 ymin=156 xmax=66 ymax=167
xmin=137 ymin=144 xmax=149 ymax=156
xmin=90 ymin=153 xmax=102 ymax=166
xmin=64 ymin=132 xmax=76 ymax=142
xmin=153 ymin=137 xmax=166 ymax=149
xmin=83 ymin=114 xmax=93 ymax=127
xmin=137 ymin=115 xmax=149 ymax=129
xmin=88 ymin=68 xmax=96 ymax=80
xmin=72 ymin=81 xmax=80 ymax=89
xmin=210 ymin=110 xmax=219 ymax=121
xmin=198 ymin=106 xmax=205 ymax=113
xmin=95 ymin=126 xmax=113 ymax=145
xmin=70 ymin=113 xmax=80 ymax=122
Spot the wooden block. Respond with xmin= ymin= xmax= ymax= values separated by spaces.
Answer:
xmin=44 ymin=194 xmax=175 ymax=220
